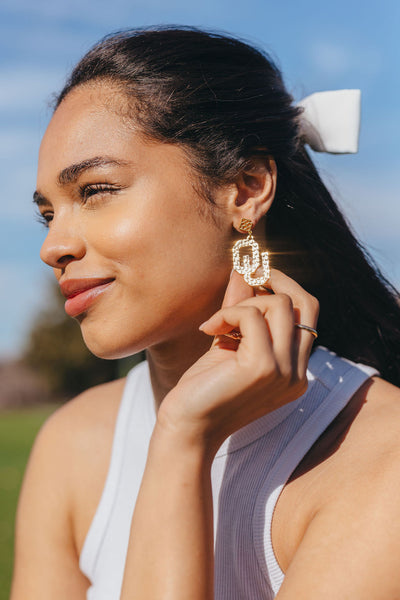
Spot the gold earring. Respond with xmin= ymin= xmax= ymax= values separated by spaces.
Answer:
xmin=232 ymin=218 xmax=270 ymax=286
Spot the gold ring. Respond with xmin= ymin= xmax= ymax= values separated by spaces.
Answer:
xmin=223 ymin=330 xmax=242 ymax=340
xmin=295 ymin=323 xmax=318 ymax=339
xmin=256 ymin=284 xmax=271 ymax=293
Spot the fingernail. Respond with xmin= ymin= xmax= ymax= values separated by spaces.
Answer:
xmin=229 ymin=268 xmax=235 ymax=279
xmin=199 ymin=320 xmax=209 ymax=331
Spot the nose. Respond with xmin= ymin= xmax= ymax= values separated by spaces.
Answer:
xmin=40 ymin=218 xmax=86 ymax=270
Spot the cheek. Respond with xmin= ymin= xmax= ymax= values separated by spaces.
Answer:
xmin=86 ymin=201 xmax=231 ymax=298
xmin=101 ymin=216 xmax=136 ymax=251
xmin=79 ymin=211 xmax=232 ymax=357
xmin=88 ymin=212 xmax=141 ymax=263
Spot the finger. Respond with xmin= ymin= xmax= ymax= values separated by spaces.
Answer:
xmin=265 ymin=269 xmax=319 ymax=376
xmin=254 ymin=285 xmax=274 ymax=296
xmin=217 ymin=268 xmax=318 ymax=379
xmin=266 ymin=269 xmax=309 ymax=300
xmin=225 ymin=293 xmax=296 ymax=375
xmin=261 ymin=294 xmax=296 ymax=376
xmin=221 ymin=269 xmax=254 ymax=308
xmin=295 ymin=305 xmax=319 ymax=376
xmin=201 ymin=295 xmax=296 ymax=377
xmin=233 ymin=271 xmax=319 ymax=377
xmin=224 ymin=267 xmax=312 ymax=307
xmin=200 ymin=305 xmax=275 ymax=364
xmin=202 ymin=293 xmax=282 ymax=335
xmin=252 ymin=265 xmax=274 ymax=297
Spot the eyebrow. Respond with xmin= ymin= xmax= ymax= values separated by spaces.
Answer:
xmin=33 ymin=190 xmax=50 ymax=206
xmin=57 ymin=156 xmax=130 ymax=185
xmin=33 ymin=156 xmax=131 ymax=205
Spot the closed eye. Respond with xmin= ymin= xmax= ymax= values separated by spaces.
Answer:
xmin=79 ymin=183 xmax=122 ymax=203
xmin=33 ymin=182 xmax=122 ymax=228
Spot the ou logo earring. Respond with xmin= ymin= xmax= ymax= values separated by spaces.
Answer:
xmin=232 ymin=218 xmax=270 ymax=286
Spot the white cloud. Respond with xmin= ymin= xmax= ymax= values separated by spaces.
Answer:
xmin=308 ymin=40 xmax=382 ymax=78
xmin=310 ymin=42 xmax=350 ymax=75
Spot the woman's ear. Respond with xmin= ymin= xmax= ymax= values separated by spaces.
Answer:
xmin=230 ymin=156 xmax=277 ymax=227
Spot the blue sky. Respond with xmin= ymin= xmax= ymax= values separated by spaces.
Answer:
xmin=1 ymin=0 xmax=399 ymax=357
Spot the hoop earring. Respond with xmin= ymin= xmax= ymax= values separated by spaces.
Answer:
xmin=232 ymin=218 xmax=270 ymax=286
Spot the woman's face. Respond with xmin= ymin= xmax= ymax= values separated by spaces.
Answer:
xmin=36 ymin=84 xmax=233 ymax=359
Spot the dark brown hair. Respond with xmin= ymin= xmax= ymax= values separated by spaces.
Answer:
xmin=56 ymin=26 xmax=400 ymax=385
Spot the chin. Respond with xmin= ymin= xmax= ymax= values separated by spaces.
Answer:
xmin=78 ymin=294 xmax=210 ymax=360
xmin=80 ymin=327 xmax=147 ymax=361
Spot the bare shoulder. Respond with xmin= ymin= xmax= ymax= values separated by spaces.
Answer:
xmin=275 ymin=377 xmax=400 ymax=599
xmin=327 ymin=375 xmax=400 ymax=496
xmin=339 ymin=376 xmax=400 ymax=497
xmin=42 ymin=375 xmax=127 ymax=438
xmin=294 ymin=376 xmax=400 ymax=488
xmin=11 ymin=377 xmax=127 ymax=599
xmin=341 ymin=376 xmax=400 ymax=466
xmin=27 ymin=376 xmax=127 ymax=499
xmin=273 ymin=376 xmax=400 ymax=575
xmin=362 ymin=375 xmax=400 ymax=412
xmin=22 ymin=374 xmax=126 ymax=492
xmin=311 ymin=375 xmax=400 ymax=503
xmin=37 ymin=376 xmax=128 ymax=547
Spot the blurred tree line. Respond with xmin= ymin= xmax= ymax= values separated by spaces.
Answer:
xmin=23 ymin=280 xmax=142 ymax=400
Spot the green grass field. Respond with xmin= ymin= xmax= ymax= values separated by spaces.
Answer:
xmin=0 ymin=405 xmax=58 ymax=600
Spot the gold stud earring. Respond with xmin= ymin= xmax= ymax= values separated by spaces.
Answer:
xmin=232 ymin=218 xmax=270 ymax=286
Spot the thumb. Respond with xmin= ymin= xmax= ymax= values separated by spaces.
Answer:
xmin=221 ymin=269 xmax=254 ymax=308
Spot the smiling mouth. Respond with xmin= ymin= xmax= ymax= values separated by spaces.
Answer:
xmin=60 ymin=278 xmax=115 ymax=317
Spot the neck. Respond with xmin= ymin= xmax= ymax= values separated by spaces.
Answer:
xmin=146 ymin=329 xmax=212 ymax=410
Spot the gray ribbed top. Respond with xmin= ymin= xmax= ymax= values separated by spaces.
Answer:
xmin=79 ymin=347 xmax=377 ymax=599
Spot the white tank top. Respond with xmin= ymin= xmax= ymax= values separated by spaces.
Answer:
xmin=79 ymin=347 xmax=378 ymax=599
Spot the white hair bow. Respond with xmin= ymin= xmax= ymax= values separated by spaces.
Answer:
xmin=297 ymin=89 xmax=361 ymax=154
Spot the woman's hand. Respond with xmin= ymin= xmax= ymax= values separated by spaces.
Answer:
xmin=157 ymin=268 xmax=319 ymax=456
xmin=122 ymin=268 xmax=318 ymax=599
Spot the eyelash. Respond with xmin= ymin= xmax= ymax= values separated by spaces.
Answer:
xmin=36 ymin=183 xmax=121 ymax=228
xmin=78 ymin=182 xmax=121 ymax=202
xmin=35 ymin=211 xmax=53 ymax=228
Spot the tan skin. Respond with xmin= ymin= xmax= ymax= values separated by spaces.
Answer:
xmin=11 ymin=83 xmax=400 ymax=599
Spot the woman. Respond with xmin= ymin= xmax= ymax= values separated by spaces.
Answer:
xmin=11 ymin=27 xmax=400 ymax=599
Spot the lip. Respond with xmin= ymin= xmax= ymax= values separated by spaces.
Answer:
xmin=60 ymin=278 xmax=115 ymax=317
